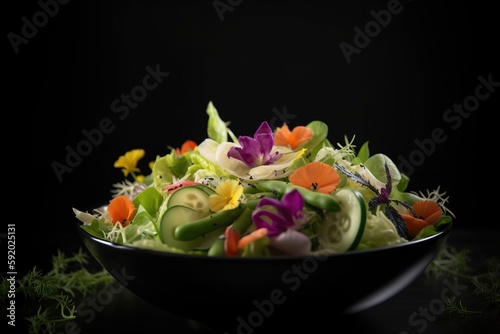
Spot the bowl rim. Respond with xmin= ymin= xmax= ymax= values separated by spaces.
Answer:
xmin=76 ymin=222 xmax=452 ymax=262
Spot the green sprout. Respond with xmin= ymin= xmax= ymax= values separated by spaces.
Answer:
xmin=1 ymin=248 xmax=114 ymax=334
xmin=426 ymin=244 xmax=500 ymax=315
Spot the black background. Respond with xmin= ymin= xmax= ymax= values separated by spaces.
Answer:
xmin=5 ymin=0 xmax=496 ymax=324
xmin=10 ymin=0 xmax=495 ymax=264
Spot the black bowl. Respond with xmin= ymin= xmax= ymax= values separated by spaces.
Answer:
xmin=77 ymin=224 xmax=451 ymax=332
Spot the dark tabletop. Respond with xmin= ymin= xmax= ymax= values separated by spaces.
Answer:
xmin=10 ymin=226 xmax=499 ymax=334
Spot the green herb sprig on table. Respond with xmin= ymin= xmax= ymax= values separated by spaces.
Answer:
xmin=1 ymin=248 xmax=114 ymax=334
xmin=425 ymin=244 xmax=500 ymax=315
xmin=444 ymin=298 xmax=482 ymax=316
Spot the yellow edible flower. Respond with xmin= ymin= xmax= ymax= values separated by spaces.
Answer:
xmin=209 ymin=179 xmax=244 ymax=212
xmin=114 ymin=149 xmax=145 ymax=179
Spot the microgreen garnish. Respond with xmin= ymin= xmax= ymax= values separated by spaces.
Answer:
xmin=426 ymin=244 xmax=500 ymax=314
xmin=414 ymin=186 xmax=456 ymax=219
xmin=444 ymin=297 xmax=482 ymax=316
xmin=1 ymin=249 xmax=114 ymax=334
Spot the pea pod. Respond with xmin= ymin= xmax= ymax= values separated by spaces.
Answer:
xmin=207 ymin=238 xmax=225 ymax=256
xmin=207 ymin=207 xmax=254 ymax=256
xmin=256 ymin=180 xmax=340 ymax=212
xmin=173 ymin=199 xmax=261 ymax=242
xmin=174 ymin=206 xmax=245 ymax=241
xmin=231 ymin=207 xmax=253 ymax=234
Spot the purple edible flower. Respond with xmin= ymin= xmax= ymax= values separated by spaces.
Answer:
xmin=227 ymin=121 xmax=282 ymax=167
xmin=252 ymin=189 xmax=305 ymax=237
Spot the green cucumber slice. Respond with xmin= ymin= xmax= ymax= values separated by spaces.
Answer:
xmin=194 ymin=184 xmax=216 ymax=195
xmin=317 ymin=188 xmax=366 ymax=252
xmin=167 ymin=185 xmax=212 ymax=212
xmin=160 ymin=205 xmax=222 ymax=252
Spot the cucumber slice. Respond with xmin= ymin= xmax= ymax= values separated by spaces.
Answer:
xmin=167 ymin=185 xmax=212 ymax=212
xmin=194 ymin=184 xmax=216 ymax=195
xmin=317 ymin=189 xmax=366 ymax=252
xmin=160 ymin=205 xmax=205 ymax=251
xmin=160 ymin=205 xmax=222 ymax=252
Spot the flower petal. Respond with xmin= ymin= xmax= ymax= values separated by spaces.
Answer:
xmin=401 ymin=214 xmax=428 ymax=239
xmin=254 ymin=122 xmax=275 ymax=158
xmin=228 ymin=136 xmax=262 ymax=166
xmin=199 ymin=140 xmax=250 ymax=177
xmin=107 ymin=195 xmax=137 ymax=226
xmin=227 ymin=122 xmax=282 ymax=167
xmin=252 ymin=189 xmax=305 ymax=237
xmin=180 ymin=140 xmax=197 ymax=154
xmin=273 ymin=123 xmax=293 ymax=147
xmin=252 ymin=210 xmax=291 ymax=236
xmin=197 ymin=138 xmax=219 ymax=162
xmin=214 ymin=142 xmax=253 ymax=177
xmin=413 ymin=200 xmax=441 ymax=221
xmin=280 ymin=189 xmax=305 ymax=218
xmin=289 ymin=161 xmax=340 ymax=194
xmin=209 ymin=179 xmax=244 ymax=212
xmin=274 ymin=124 xmax=313 ymax=150
xmin=256 ymin=197 xmax=296 ymax=226
xmin=247 ymin=148 xmax=305 ymax=180
xmin=198 ymin=139 xmax=305 ymax=181
xmin=290 ymin=126 xmax=313 ymax=148
xmin=114 ymin=149 xmax=145 ymax=177
xmin=425 ymin=211 xmax=442 ymax=226
xmin=269 ymin=229 xmax=311 ymax=255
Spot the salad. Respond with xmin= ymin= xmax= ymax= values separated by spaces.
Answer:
xmin=74 ymin=101 xmax=454 ymax=257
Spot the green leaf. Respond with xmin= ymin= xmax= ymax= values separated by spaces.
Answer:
xmin=131 ymin=206 xmax=154 ymax=226
xmin=206 ymin=101 xmax=228 ymax=143
xmin=186 ymin=150 xmax=231 ymax=179
xmin=364 ymin=153 xmax=401 ymax=187
xmin=414 ymin=217 xmax=452 ymax=239
xmin=241 ymin=236 xmax=271 ymax=257
xmin=171 ymin=154 xmax=190 ymax=178
xmin=356 ymin=141 xmax=370 ymax=163
xmin=435 ymin=215 xmax=453 ymax=229
xmin=302 ymin=121 xmax=329 ymax=162
xmin=390 ymin=188 xmax=425 ymax=205
xmin=132 ymin=187 xmax=163 ymax=217
xmin=80 ymin=223 xmax=104 ymax=239
xmin=123 ymin=224 xmax=149 ymax=243
xmin=152 ymin=154 xmax=175 ymax=188
xmin=397 ymin=173 xmax=410 ymax=192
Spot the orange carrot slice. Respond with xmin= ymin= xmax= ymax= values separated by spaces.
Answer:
xmin=238 ymin=228 xmax=268 ymax=249
xmin=224 ymin=226 xmax=240 ymax=256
